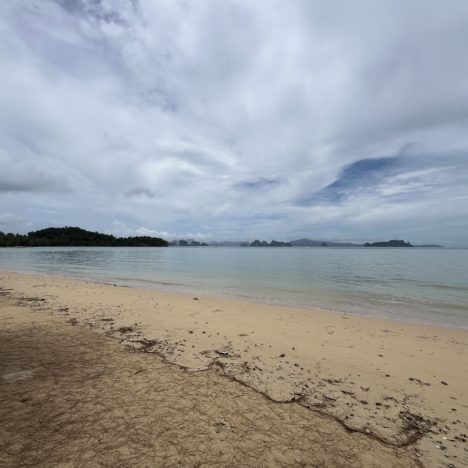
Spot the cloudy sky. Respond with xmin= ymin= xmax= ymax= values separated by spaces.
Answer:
xmin=1 ymin=0 xmax=468 ymax=245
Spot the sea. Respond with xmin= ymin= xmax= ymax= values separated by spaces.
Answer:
xmin=0 ymin=246 xmax=467 ymax=329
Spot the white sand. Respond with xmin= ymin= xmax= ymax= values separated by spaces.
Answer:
xmin=1 ymin=270 xmax=467 ymax=466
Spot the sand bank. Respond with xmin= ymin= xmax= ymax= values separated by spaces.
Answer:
xmin=1 ymin=271 xmax=467 ymax=467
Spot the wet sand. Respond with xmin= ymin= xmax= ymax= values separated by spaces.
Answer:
xmin=1 ymin=271 xmax=467 ymax=467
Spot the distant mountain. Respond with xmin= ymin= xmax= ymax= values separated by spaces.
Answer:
xmin=290 ymin=238 xmax=362 ymax=247
xmin=176 ymin=240 xmax=209 ymax=246
xmin=1 ymin=229 xmax=444 ymax=249
xmin=249 ymin=240 xmax=292 ymax=247
xmin=364 ymin=240 xmax=413 ymax=247
xmin=0 ymin=227 xmax=168 ymax=247
xmin=290 ymin=238 xmax=443 ymax=248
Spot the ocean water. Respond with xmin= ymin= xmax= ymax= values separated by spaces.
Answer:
xmin=0 ymin=246 xmax=467 ymax=329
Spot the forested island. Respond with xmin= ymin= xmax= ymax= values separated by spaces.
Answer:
xmin=364 ymin=240 xmax=413 ymax=247
xmin=243 ymin=239 xmax=420 ymax=247
xmin=171 ymin=240 xmax=209 ymax=246
xmin=0 ymin=227 xmax=168 ymax=247
xmin=242 ymin=240 xmax=292 ymax=247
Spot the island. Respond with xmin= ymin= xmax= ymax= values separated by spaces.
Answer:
xmin=176 ymin=240 xmax=209 ymax=246
xmin=0 ymin=227 xmax=168 ymax=247
xmin=364 ymin=240 xmax=413 ymax=247
xmin=249 ymin=240 xmax=292 ymax=247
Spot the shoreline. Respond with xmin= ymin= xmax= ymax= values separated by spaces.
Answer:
xmin=1 ymin=266 xmax=466 ymax=332
xmin=1 ymin=270 xmax=467 ymax=466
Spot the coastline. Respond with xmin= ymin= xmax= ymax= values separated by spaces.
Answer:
xmin=1 ymin=264 xmax=466 ymax=332
xmin=1 ymin=270 xmax=467 ymax=466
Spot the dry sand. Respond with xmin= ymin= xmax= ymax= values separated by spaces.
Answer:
xmin=1 ymin=271 xmax=467 ymax=467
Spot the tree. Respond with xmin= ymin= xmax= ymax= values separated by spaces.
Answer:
xmin=0 ymin=227 xmax=168 ymax=247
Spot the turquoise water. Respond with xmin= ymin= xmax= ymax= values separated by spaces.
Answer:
xmin=0 ymin=246 xmax=467 ymax=329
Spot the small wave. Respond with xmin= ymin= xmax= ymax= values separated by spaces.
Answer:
xmin=112 ymin=277 xmax=191 ymax=288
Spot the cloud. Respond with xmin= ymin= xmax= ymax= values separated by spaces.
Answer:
xmin=125 ymin=187 xmax=155 ymax=198
xmin=299 ymin=149 xmax=468 ymax=206
xmin=0 ymin=149 xmax=71 ymax=193
xmin=298 ymin=157 xmax=402 ymax=204
xmin=234 ymin=177 xmax=285 ymax=190
xmin=0 ymin=1 xmax=468 ymax=244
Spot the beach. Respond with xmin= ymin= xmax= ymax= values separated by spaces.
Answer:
xmin=1 ymin=271 xmax=467 ymax=467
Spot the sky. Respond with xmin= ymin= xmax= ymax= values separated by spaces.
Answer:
xmin=1 ymin=1 xmax=468 ymax=245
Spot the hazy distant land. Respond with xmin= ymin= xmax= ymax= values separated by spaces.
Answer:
xmin=0 ymin=227 xmax=444 ymax=248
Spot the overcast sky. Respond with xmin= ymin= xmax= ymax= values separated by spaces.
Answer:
xmin=1 ymin=1 xmax=468 ymax=245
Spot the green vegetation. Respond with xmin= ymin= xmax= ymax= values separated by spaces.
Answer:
xmin=364 ymin=240 xmax=413 ymax=247
xmin=0 ymin=227 xmax=168 ymax=247
xmin=249 ymin=240 xmax=292 ymax=247
xmin=176 ymin=240 xmax=209 ymax=246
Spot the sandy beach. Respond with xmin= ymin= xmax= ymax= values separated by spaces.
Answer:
xmin=1 ymin=271 xmax=467 ymax=467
